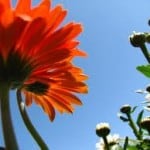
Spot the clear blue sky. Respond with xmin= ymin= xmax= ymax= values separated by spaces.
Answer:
xmin=1 ymin=0 xmax=150 ymax=149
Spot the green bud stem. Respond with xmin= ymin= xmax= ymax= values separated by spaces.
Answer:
xmin=16 ymin=89 xmax=49 ymax=150
xmin=0 ymin=85 xmax=19 ymax=150
xmin=140 ymin=44 xmax=150 ymax=64
xmin=123 ymin=137 xmax=128 ymax=150
xmin=102 ymin=136 xmax=110 ymax=150
xmin=126 ymin=113 xmax=141 ymax=140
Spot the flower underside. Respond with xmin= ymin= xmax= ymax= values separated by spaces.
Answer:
xmin=0 ymin=0 xmax=88 ymax=121
xmin=0 ymin=51 xmax=33 ymax=89
xmin=25 ymin=81 xmax=49 ymax=95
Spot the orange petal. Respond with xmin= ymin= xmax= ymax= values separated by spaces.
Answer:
xmin=31 ymin=0 xmax=51 ymax=19
xmin=44 ymin=99 xmax=55 ymax=121
xmin=34 ymin=48 xmax=71 ymax=66
xmin=38 ymin=0 xmax=51 ymax=9
xmin=46 ymin=94 xmax=74 ymax=114
xmin=52 ymin=89 xmax=82 ymax=105
xmin=24 ymin=91 xmax=33 ymax=106
xmin=47 ymin=5 xmax=67 ymax=31
xmin=71 ymin=48 xmax=87 ymax=57
xmin=4 ymin=17 xmax=27 ymax=55
xmin=39 ymin=23 xmax=82 ymax=51
xmin=16 ymin=0 xmax=31 ymax=14
xmin=63 ymin=41 xmax=79 ymax=49
xmin=58 ymin=81 xmax=88 ymax=93
xmin=64 ymin=23 xmax=83 ymax=41
xmin=0 ymin=0 xmax=10 ymax=10
xmin=33 ymin=95 xmax=55 ymax=121
xmin=18 ymin=18 xmax=46 ymax=54
xmin=0 ymin=9 xmax=14 ymax=27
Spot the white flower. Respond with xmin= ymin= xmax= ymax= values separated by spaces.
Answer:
xmin=145 ymin=93 xmax=150 ymax=101
xmin=144 ymin=93 xmax=150 ymax=111
xmin=96 ymin=134 xmax=120 ymax=150
xmin=106 ymin=134 xmax=120 ymax=144
xmin=96 ymin=142 xmax=104 ymax=150
xmin=135 ymin=86 xmax=150 ymax=111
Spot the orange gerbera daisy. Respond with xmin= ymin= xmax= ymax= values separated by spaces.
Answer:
xmin=0 ymin=0 xmax=88 ymax=121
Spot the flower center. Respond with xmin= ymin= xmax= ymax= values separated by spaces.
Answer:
xmin=25 ymin=81 xmax=49 ymax=95
xmin=0 ymin=51 xmax=33 ymax=89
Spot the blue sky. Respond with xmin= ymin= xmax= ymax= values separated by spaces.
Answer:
xmin=1 ymin=0 xmax=150 ymax=150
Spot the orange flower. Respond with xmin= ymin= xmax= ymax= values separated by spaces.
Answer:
xmin=0 ymin=0 xmax=88 ymax=121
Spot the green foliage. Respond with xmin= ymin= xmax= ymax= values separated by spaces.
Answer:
xmin=136 ymin=65 xmax=150 ymax=78
xmin=127 ymin=146 xmax=138 ymax=150
xmin=131 ymin=106 xmax=138 ymax=114
xmin=136 ymin=110 xmax=144 ymax=126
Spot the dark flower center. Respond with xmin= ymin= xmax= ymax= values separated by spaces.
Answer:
xmin=0 ymin=51 xmax=33 ymax=89
xmin=25 ymin=81 xmax=49 ymax=95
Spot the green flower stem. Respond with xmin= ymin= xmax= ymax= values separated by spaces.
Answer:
xmin=102 ymin=136 xmax=110 ymax=150
xmin=140 ymin=44 xmax=150 ymax=63
xmin=123 ymin=136 xmax=128 ymax=150
xmin=16 ymin=89 xmax=49 ymax=150
xmin=126 ymin=113 xmax=141 ymax=140
xmin=0 ymin=85 xmax=19 ymax=150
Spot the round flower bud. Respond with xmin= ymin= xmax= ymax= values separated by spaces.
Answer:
xmin=146 ymin=85 xmax=150 ymax=93
xmin=129 ymin=32 xmax=145 ymax=47
xmin=96 ymin=123 xmax=110 ymax=137
xmin=143 ymin=138 xmax=150 ymax=143
xmin=120 ymin=104 xmax=131 ymax=114
xmin=140 ymin=116 xmax=150 ymax=132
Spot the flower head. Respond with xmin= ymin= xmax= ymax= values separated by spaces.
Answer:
xmin=96 ymin=134 xmax=120 ymax=150
xmin=135 ymin=86 xmax=150 ymax=111
xmin=120 ymin=104 xmax=131 ymax=114
xmin=129 ymin=31 xmax=146 ymax=47
xmin=141 ymin=86 xmax=150 ymax=111
xmin=96 ymin=123 xmax=110 ymax=137
xmin=0 ymin=0 xmax=88 ymax=121
xmin=140 ymin=116 xmax=150 ymax=132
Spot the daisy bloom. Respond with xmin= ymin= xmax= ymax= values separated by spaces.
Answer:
xmin=96 ymin=134 xmax=120 ymax=150
xmin=136 ymin=85 xmax=150 ymax=111
xmin=0 ymin=0 xmax=88 ymax=122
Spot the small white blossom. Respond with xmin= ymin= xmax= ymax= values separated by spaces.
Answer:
xmin=96 ymin=134 xmax=120 ymax=150
xmin=143 ymin=93 xmax=150 ymax=111
xmin=135 ymin=86 xmax=150 ymax=111
xmin=145 ymin=93 xmax=150 ymax=101
xmin=106 ymin=134 xmax=120 ymax=144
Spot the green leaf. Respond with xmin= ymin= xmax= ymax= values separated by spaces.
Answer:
xmin=136 ymin=110 xmax=144 ymax=138
xmin=136 ymin=65 xmax=150 ymax=78
xmin=123 ymin=136 xmax=128 ymax=150
xmin=136 ymin=110 xmax=144 ymax=126
xmin=131 ymin=106 xmax=138 ymax=113
xmin=127 ymin=146 xmax=138 ymax=150
xmin=120 ymin=116 xmax=129 ymax=122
